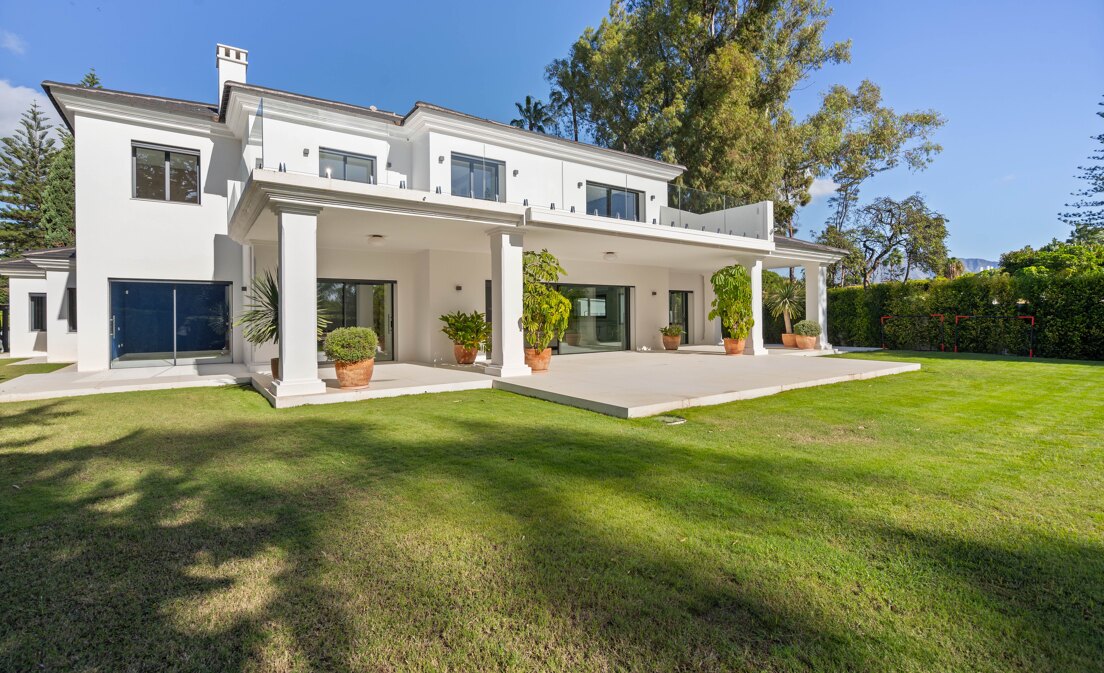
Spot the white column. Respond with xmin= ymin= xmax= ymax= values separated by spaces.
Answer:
xmin=273 ymin=205 xmax=326 ymax=396
xmin=744 ymin=258 xmax=768 ymax=355
xmin=485 ymin=228 xmax=531 ymax=377
xmin=805 ymin=263 xmax=831 ymax=350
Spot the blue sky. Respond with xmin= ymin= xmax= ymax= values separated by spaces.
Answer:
xmin=1 ymin=0 xmax=1101 ymax=259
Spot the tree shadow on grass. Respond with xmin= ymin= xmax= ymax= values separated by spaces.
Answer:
xmin=0 ymin=398 xmax=1100 ymax=671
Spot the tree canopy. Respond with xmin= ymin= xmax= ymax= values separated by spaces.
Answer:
xmin=0 ymin=102 xmax=56 ymax=256
xmin=1061 ymin=96 xmax=1103 ymax=244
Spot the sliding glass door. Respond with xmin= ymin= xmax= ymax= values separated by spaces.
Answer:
xmin=317 ymin=280 xmax=395 ymax=361
xmin=669 ymin=291 xmax=691 ymax=344
xmin=554 ymin=284 xmax=630 ymax=354
xmin=110 ymin=280 xmax=231 ymax=368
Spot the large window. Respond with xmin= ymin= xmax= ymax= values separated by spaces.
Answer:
xmin=554 ymin=284 xmax=630 ymax=355
xmin=29 ymin=293 xmax=46 ymax=332
xmin=585 ymin=182 xmax=643 ymax=222
xmin=451 ymin=153 xmax=505 ymax=202
xmin=109 ymin=281 xmax=231 ymax=368
xmin=132 ymin=143 xmax=200 ymax=203
xmin=319 ymin=149 xmax=376 ymax=184
xmin=317 ymin=280 xmax=395 ymax=361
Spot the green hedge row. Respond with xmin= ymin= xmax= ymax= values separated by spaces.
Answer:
xmin=827 ymin=272 xmax=1104 ymax=360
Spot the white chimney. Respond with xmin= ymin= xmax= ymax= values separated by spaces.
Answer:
xmin=215 ymin=43 xmax=248 ymax=111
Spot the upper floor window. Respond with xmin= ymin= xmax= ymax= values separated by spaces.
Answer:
xmin=586 ymin=182 xmax=643 ymax=222
xmin=451 ymin=154 xmax=504 ymax=202
xmin=29 ymin=293 xmax=46 ymax=332
xmin=132 ymin=143 xmax=200 ymax=203
xmin=319 ymin=149 xmax=376 ymax=184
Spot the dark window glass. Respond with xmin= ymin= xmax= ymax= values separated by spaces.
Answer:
xmin=585 ymin=182 xmax=643 ymax=221
xmin=133 ymin=144 xmax=200 ymax=203
xmin=29 ymin=294 xmax=46 ymax=331
xmin=316 ymin=280 xmax=395 ymax=361
xmin=109 ymin=281 xmax=231 ymax=368
xmin=451 ymin=154 xmax=504 ymax=202
xmin=66 ymin=287 xmax=77 ymax=332
xmin=319 ymin=149 xmax=375 ymax=184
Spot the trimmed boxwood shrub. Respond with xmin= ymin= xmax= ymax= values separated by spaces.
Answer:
xmin=323 ymin=327 xmax=379 ymax=363
xmin=793 ymin=319 xmax=821 ymax=337
xmin=827 ymin=271 xmax=1104 ymax=360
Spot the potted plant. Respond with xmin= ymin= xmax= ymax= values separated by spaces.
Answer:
xmin=439 ymin=310 xmax=491 ymax=364
xmin=522 ymin=249 xmax=572 ymax=372
xmin=793 ymin=319 xmax=821 ymax=350
xmin=766 ymin=279 xmax=804 ymax=347
xmin=660 ymin=324 xmax=684 ymax=350
xmin=323 ymin=326 xmax=378 ymax=388
xmin=235 ymin=270 xmax=328 ymax=379
xmin=707 ymin=264 xmax=754 ymax=355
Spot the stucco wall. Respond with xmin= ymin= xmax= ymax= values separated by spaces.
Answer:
xmin=7 ymin=277 xmax=48 ymax=357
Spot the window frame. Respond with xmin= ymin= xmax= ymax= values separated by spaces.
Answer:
xmin=318 ymin=148 xmax=377 ymax=184
xmin=450 ymin=153 xmax=506 ymax=203
xmin=66 ymin=287 xmax=77 ymax=332
xmin=585 ymin=181 xmax=644 ymax=222
xmin=29 ymin=293 xmax=46 ymax=332
xmin=131 ymin=142 xmax=201 ymax=204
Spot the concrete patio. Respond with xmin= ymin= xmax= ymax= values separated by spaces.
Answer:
xmin=0 ymin=361 xmax=251 ymax=403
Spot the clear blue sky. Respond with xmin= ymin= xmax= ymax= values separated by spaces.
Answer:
xmin=1 ymin=0 xmax=1100 ymax=260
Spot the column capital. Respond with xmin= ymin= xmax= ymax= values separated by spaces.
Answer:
xmin=485 ymin=225 xmax=523 ymax=238
xmin=270 ymin=200 xmax=323 ymax=217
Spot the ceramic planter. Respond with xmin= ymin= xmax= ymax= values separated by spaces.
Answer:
xmin=662 ymin=334 xmax=681 ymax=351
xmin=524 ymin=347 xmax=553 ymax=372
xmin=781 ymin=333 xmax=797 ymax=348
xmin=334 ymin=358 xmax=375 ymax=388
xmin=270 ymin=357 xmax=280 ymax=380
xmin=795 ymin=335 xmax=818 ymax=350
xmin=453 ymin=344 xmax=478 ymax=365
xmin=722 ymin=338 xmax=746 ymax=355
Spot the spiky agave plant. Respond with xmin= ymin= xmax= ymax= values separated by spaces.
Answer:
xmin=235 ymin=270 xmax=328 ymax=345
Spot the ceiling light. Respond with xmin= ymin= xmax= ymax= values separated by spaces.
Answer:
xmin=367 ymin=234 xmax=386 ymax=247
xmin=603 ymin=251 xmax=617 ymax=261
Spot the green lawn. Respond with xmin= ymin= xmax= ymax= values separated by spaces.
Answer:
xmin=0 ymin=352 xmax=1101 ymax=672
xmin=0 ymin=356 xmax=69 ymax=383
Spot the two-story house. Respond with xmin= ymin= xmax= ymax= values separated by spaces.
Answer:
xmin=1 ymin=43 xmax=841 ymax=402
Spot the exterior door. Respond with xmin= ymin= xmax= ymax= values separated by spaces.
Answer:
xmin=110 ymin=280 xmax=231 ymax=368
xmin=317 ymin=280 xmax=395 ymax=361
xmin=669 ymin=291 xmax=691 ymax=344
xmin=554 ymin=284 xmax=631 ymax=354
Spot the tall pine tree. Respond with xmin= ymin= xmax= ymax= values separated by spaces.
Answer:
xmin=0 ymin=101 xmax=56 ymax=256
xmin=39 ymin=69 xmax=103 ymax=248
xmin=1060 ymin=96 xmax=1104 ymax=244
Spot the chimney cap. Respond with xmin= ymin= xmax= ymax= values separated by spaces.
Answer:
xmin=215 ymin=43 xmax=249 ymax=65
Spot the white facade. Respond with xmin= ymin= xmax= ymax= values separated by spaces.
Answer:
xmin=1 ymin=43 xmax=842 ymax=400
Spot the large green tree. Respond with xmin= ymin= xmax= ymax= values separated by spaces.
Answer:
xmin=0 ymin=101 xmax=57 ymax=256
xmin=38 ymin=69 xmax=103 ymax=249
xmin=847 ymin=194 xmax=948 ymax=287
xmin=1061 ymin=96 xmax=1103 ymax=244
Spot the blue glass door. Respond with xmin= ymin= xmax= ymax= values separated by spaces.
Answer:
xmin=110 ymin=281 xmax=231 ymax=368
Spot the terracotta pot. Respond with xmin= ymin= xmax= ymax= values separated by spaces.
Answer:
xmin=453 ymin=344 xmax=479 ymax=365
xmin=564 ymin=332 xmax=581 ymax=346
xmin=662 ymin=334 xmax=681 ymax=351
xmin=270 ymin=357 xmax=280 ymax=380
xmin=781 ymin=333 xmax=797 ymax=348
xmin=795 ymin=335 xmax=818 ymax=350
xmin=524 ymin=347 xmax=553 ymax=372
xmin=722 ymin=337 xmax=746 ymax=355
xmin=334 ymin=358 xmax=375 ymax=389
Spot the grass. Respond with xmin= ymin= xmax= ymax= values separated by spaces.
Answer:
xmin=0 ymin=356 xmax=69 ymax=383
xmin=0 ymin=352 xmax=1101 ymax=672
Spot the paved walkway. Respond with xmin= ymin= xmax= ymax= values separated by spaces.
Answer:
xmin=0 ymin=363 xmax=251 ymax=403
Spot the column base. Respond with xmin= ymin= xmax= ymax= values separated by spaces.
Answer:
xmin=483 ymin=362 xmax=532 ymax=377
xmin=743 ymin=343 xmax=771 ymax=356
xmin=272 ymin=378 xmax=327 ymax=397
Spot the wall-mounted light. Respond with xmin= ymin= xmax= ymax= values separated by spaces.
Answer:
xmin=512 ymin=169 xmax=519 ymax=177
xmin=386 ymin=161 xmax=392 ymax=168
xmin=577 ymin=181 xmax=583 ymax=189
xmin=651 ymin=291 xmax=657 ymax=296
xmin=438 ymin=155 xmax=445 ymax=163
xmin=650 ymin=194 xmax=655 ymax=201
xmin=603 ymin=251 xmax=617 ymax=261
xmin=303 ymin=148 xmax=310 ymax=157
xmin=367 ymin=234 xmax=386 ymax=247
xmin=455 ymin=285 xmax=463 ymax=292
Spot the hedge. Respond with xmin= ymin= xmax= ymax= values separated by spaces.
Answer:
xmin=827 ymin=271 xmax=1104 ymax=360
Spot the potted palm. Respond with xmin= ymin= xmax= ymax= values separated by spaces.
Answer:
xmin=707 ymin=264 xmax=754 ymax=355
xmin=766 ymin=280 xmax=804 ymax=347
xmin=522 ymin=249 xmax=572 ymax=372
xmin=440 ymin=310 xmax=491 ymax=364
xmin=660 ymin=324 xmax=684 ymax=350
xmin=235 ymin=270 xmax=328 ymax=379
xmin=793 ymin=319 xmax=821 ymax=350
xmin=323 ymin=326 xmax=378 ymax=388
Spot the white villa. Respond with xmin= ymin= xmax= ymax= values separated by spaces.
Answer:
xmin=0 ymin=43 xmax=850 ymax=407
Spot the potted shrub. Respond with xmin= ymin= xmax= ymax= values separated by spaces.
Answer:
xmin=235 ymin=270 xmax=328 ymax=379
xmin=522 ymin=249 xmax=571 ymax=372
xmin=707 ymin=264 xmax=754 ymax=355
xmin=766 ymin=279 xmax=804 ymax=348
xmin=793 ymin=319 xmax=821 ymax=350
xmin=439 ymin=310 xmax=491 ymax=365
xmin=323 ymin=326 xmax=378 ymax=388
xmin=659 ymin=324 xmax=684 ymax=350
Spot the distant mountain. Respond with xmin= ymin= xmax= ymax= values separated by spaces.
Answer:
xmin=960 ymin=258 xmax=999 ymax=273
